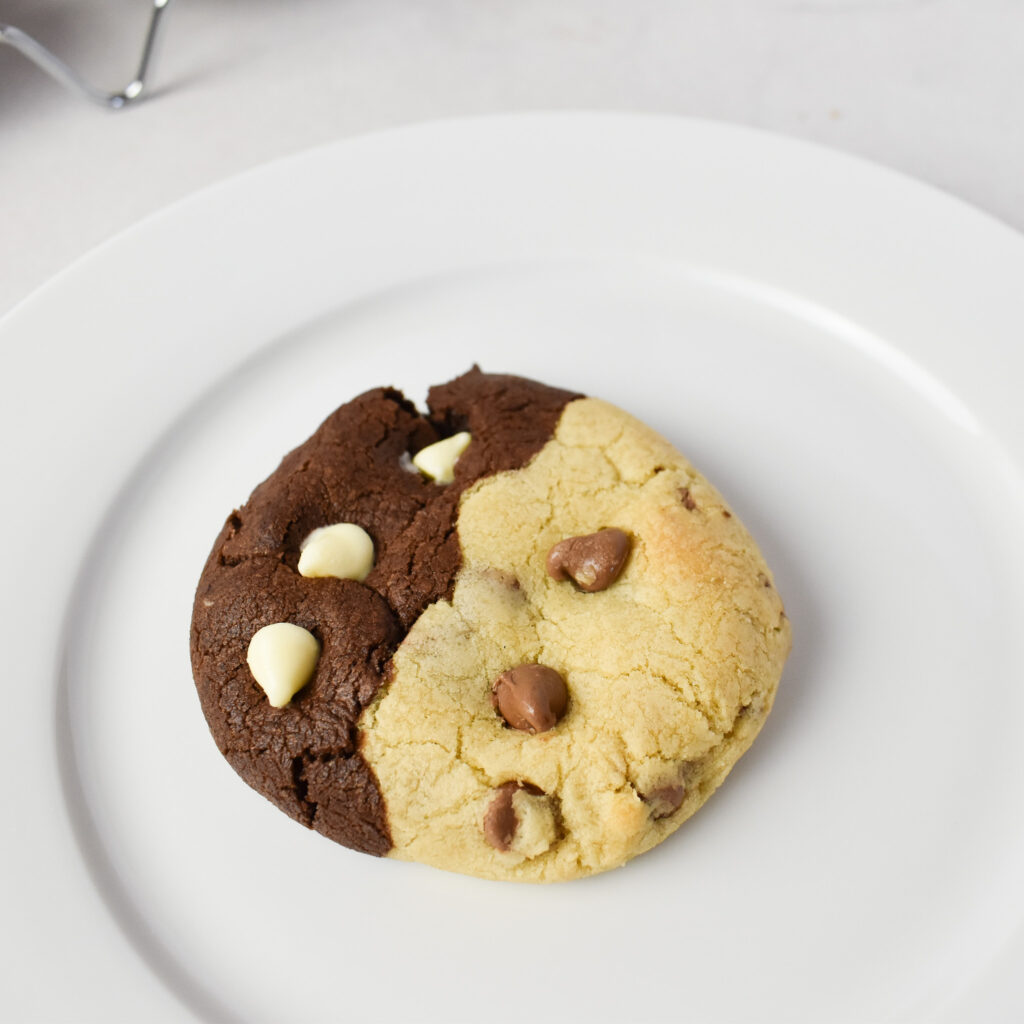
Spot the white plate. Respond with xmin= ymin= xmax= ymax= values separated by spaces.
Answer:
xmin=4 ymin=114 xmax=1024 ymax=1023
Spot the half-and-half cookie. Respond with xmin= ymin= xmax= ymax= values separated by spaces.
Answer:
xmin=190 ymin=367 xmax=790 ymax=882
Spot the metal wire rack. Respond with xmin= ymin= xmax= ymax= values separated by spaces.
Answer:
xmin=0 ymin=0 xmax=170 ymax=109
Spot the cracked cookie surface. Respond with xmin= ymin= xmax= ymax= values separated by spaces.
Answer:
xmin=190 ymin=369 xmax=790 ymax=881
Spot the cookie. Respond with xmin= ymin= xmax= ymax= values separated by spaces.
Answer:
xmin=190 ymin=367 xmax=791 ymax=881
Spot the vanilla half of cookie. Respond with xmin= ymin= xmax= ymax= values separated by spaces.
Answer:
xmin=361 ymin=395 xmax=790 ymax=881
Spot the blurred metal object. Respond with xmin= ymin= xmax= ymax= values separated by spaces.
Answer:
xmin=0 ymin=0 xmax=170 ymax=110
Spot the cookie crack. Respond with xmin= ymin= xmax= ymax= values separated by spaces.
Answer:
xmin=291 ymin=754 xmax=315 ymax=825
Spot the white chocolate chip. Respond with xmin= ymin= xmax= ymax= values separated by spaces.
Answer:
xmin=508 ymin=789 xmax=557 ymax=859
xmin=298 ymin=523 xmax=374 ymax=581
xmin=412 ymin=431 xmax=471 ymax=485
xmin=246 ymin=623 xmax=320 ymax=708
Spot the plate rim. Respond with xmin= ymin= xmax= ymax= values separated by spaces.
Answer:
xmin=7 ymin=110 xmax=1024 ymax=329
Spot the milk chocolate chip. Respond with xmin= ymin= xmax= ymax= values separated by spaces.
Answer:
xmin=492 ymin=663 xmax=568 ymax=733
xmin=483 ymin=781 xmax=520 ymax=851
xmin=483 ymin=781 xmax=557 ymax=856
xmin=546 ymin=528 xmax=630 ymax=592
xmin=679 ymin=486 xmax=698 ymax=511
xmin=645 ymin=782 xmax=686 ymax=819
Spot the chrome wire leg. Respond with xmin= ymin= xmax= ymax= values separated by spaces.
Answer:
xmin=0 ymin=0 xmax=171 ymax=110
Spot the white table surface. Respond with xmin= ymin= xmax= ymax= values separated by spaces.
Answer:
xmin=3 ymin=2 xmax=1024 ymax=1021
